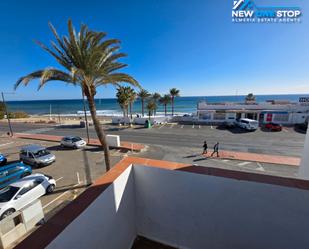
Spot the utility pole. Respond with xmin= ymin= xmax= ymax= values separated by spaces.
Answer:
xmin=82 ymin=91 xmax=90 ymax=144
xmin=1 ymin=92 xmax=13 ymax=136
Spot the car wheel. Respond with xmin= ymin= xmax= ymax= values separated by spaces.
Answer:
xmin=0 ymin=209 xmax=16 ymax=220
xmin=46 ymin=184 xmax=55 ymax=194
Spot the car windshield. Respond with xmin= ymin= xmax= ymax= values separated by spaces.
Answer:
xmin=72 ymin=137 xmax=82 ymax=142
xmin=0 ymin=186 xmax=20 ymax=202
xmin=33 ymin=149 xmax=50 ymax=157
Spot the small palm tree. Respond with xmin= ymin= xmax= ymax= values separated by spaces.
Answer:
xmin=14 ymin=20 xmax=140 ymax=171
xmin=116 ymin=86 xmax=130 ymax=117
xmin=128 ymin=87 xmax=137 ymax=119
xmin=169 ymin=88 xmax=180 ymax=116
xmin=138 ymin=89 xmax=151 ymax=117
xmin=152 ymin=92 xmax=161 ymax=116
xmin=245 ymin=93 xmax=256 ymax=102
xmin=159 ymin=94 xmax=171 ymax=116
xmin=146 ymin=100 xmax=157 ymax=119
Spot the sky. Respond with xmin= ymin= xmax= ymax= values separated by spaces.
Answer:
xmin=0 ymin=0 xmax=308 ymax=100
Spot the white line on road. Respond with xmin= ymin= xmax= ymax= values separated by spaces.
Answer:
xmin=43 ymin=183 xmax=80 ymax=210
xmin=198 ymin=125 xmax=201 ymax=129
xmin=222 ymin=159 xmax=230 ymax=162
xmin=55 ymin=177 xmax=63 ymax=182
xmin=237 ymin=161 xmax=251 ymax=166
xmin=255 ymin=162 xmax=265 ymax=171
xmin=192 ymin=124 xmax=195 ymax=128
xmin=0 ymin=142 xmax=14 ymax=147
xmin=181 ymin=125 xmax=184 ymax=129
xmin=210 ymin=125 xmax=214 ymax=129
xmin=159 ymin=123 xmax=166 ymax=129
xmin=283 ymin=129 xmax=289 ymax=133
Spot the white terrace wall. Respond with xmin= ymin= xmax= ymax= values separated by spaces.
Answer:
xmin=134 ymin=165 xmax=309 ymax=249
xmin=46 ymin=166 xmax=136 ymax=249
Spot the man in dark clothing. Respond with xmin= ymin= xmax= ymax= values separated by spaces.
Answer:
xmin=211 ymin=142 xmax=219 ymax=157
xmin=202 ymin=141 xmax=208 ymax=154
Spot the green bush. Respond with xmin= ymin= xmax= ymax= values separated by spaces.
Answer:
xmin=8 ymin=112 xmax=29 ymax=119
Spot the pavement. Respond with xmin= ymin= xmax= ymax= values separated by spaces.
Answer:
xmin=13 ymin=133 xmax=145 ymax=152
xmin=12 ymin=132 xmax=300 ymax=166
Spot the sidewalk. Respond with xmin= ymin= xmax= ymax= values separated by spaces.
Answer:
xmin=204 ymin=150 xmax=300 ymax=166
xmin=13 ymin=133 xmax=145 ymax=152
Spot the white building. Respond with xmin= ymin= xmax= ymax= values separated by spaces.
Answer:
xmin=197 ymin=98 xmax=309 ymax=125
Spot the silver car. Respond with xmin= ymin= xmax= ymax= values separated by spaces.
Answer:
xmin=60 ymin=136 xmax=86 ymax=149
xmin=20 ymin=145 xmax=56 ymax=167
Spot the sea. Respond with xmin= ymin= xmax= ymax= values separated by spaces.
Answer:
xmin=5 ymin=94 xmax=309 ymax=116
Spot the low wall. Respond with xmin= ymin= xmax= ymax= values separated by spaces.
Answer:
xmin=134 ymin=165 xmax=309 ymax=249
xmin=46 ymin=166 xmax=136 ymax=249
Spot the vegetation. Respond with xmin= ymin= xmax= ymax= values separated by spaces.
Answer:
xmin=137 ymin=89 xmax=151 ymax=117
xmin=14 ymin=20 xmax=140 ymax=171
xmin=169 ymin=88 xmax=180 ymax=116
xmin=128 ymin=87 xmax=137 ymax=119
xmin=8 ymin=111 xmax=29 ymax=119
xmin=146 ymin=100 xmax=157 ymax=119
xmin=116 ymin=86 xmax=130 ymax=117
xmin=0 ymin=102 xmax=4 ymax=119
xmin=245 ymin=93 xmax=256 ymax=102
xmin=159 ymin=94 xmax=171 ymax=116
xmin=152 ymin=92 xmax=161 ymax=116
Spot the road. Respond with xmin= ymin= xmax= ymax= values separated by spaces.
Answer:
xmin=0 ymin=122 xmax=306 ymax=157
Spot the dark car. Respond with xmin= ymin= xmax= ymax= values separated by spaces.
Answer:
xmin=0 ymin=162 xmax=32 ymax=189
xmin=0 ymin=154 xmax=7 ymax=166
xmin=264 ymin=123 xmax=282 ymax=131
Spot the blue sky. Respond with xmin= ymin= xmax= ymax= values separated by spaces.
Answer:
xmin=0 ymin=0 xmax=308 ymax=100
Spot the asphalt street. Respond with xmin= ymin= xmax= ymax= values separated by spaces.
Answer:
xmin=0 ymin=122 xmax=305 ymax=157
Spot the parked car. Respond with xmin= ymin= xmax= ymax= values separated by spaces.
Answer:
xmin=0 ymin=173 xmax=56 ymax=220
xmin=20 ymin=145 xmax=56 ymax=167
xmin=0 ymin=154 xmax=7 ymax=166
xmin=235 ymin=118 xmax=259 ymax=131
xmin=0 ymin=162 xmax=32 ymax=189
xmin=264 ymin=123 xmax=282 ymax=131
xmin=60 ymin=136 xmax=86 ymax=149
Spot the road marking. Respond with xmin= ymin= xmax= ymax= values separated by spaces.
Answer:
xmin=210 ymin=125 xmax=214 ymax=129
xmin=181 ymin=125 xmax=184 ymax=129
xmin=0 ymin=142 xmax=14 ymax=147
xmin=192 ymin=124 xmax=195 ymax=128
xmin=283 ymin=128 xmax=289 ymax=133
xmin=159 ymin=123 xmax=166 ymax=129
xmin=255 ymin=162 xmax=265 ymax=171
xmin=237 ymin=161 xmax=251 ymax=166
xmin=222 ymin=159 xmax=230 ymax=162
xmin=55 ymin=177 xmax=63 ymax=182
xmin=198 ymin=125 xmax=201 ymax=129
xmin=43 ymin=183 xmax=80 ymax=210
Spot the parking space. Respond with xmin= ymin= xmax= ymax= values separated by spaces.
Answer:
xmin=0 ymin=138 xmax=125 ymax=221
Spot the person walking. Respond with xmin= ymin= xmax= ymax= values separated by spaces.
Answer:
xmin=211 ymin=142 xmax=219 ymax=157
xmin=202 ymin=140 xmax=208 ymax=154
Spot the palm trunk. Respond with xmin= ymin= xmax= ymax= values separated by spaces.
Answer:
xmin=87 ymin=95 xmax=111 ymax=171
xmin=164 ymin=104 xmax=167 ymax=116
xmin=171 ymin=97 xmax=174 ymax=116
xmin=142 ymin=99 xmax=144 ymax=117
xmin=130 ymin=102 xmax=132 ymax=119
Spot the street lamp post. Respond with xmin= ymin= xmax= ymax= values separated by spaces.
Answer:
xmin=1 ymin=92 xmax=13 ymax=136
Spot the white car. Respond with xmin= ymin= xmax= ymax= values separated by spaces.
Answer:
xmin=0 ymin=173 xmax=56 ymax=220
xmin=235 ymin=118 xmax=259 ymax=131
xmin=60 ymin=136 xmax=87 ymax=149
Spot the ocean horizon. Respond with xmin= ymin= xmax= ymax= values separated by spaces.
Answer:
xmin=5 ymin=94 xmax=309 ymax=116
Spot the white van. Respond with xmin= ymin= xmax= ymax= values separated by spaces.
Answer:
xmin=236 ymin=118 xmax=259 ymax=131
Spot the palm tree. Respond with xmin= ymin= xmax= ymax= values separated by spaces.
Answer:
xmin=169 ymin=88 xmax=180 ymax=116
xmin=116 ymin=86 xmax=130 ymax=117
xmin=14 ymin=20 xmax=140 ymax=171
xmin=245 ymin=93 xmax=256 ymax=102
xmin=152 ymin=92 xmax=161 ymax=116
xmin=146 ymin=100 xmax=157 ymax=119
xmin=159 ymin=94 xmax=171 ymax=116
xmin=137 ymin=89 xmax=150 ymax=117
xmin=128 ymin=87 xmax=137 ymax=119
